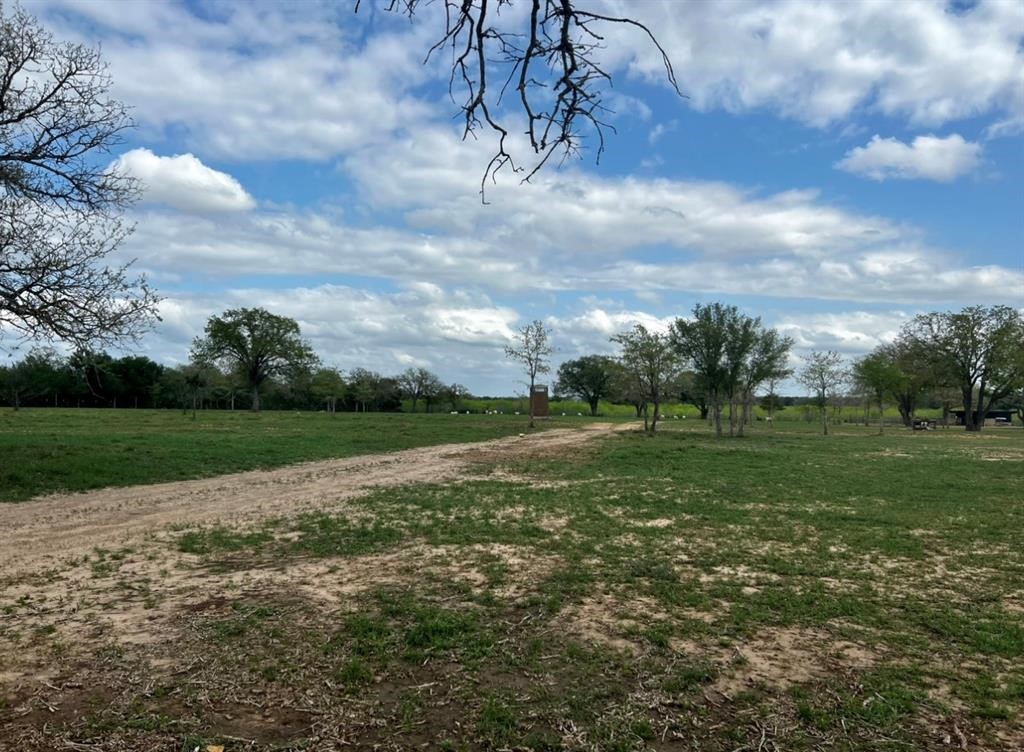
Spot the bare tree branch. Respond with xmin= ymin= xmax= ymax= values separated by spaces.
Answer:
xmin=0 ymin=3 xmax=159 ymax=347
xmin=357 ymin=0 xmax=683 ymax=201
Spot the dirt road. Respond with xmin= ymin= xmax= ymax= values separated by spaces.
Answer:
xmin=0 ymin=423 xmax=618 ymax=577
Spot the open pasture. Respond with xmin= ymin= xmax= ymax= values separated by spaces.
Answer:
xmin=1 ymin=417 xmax=1022 ymax=751
xmin=0 ymin=409 xmax=553 ymax=503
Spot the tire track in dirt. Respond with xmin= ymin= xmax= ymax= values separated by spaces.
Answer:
xmin=0 ymin=423 xmax=620 ymax=577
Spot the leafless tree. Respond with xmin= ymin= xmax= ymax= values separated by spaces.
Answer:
xmin=797 ymin=350 xmax=847 ymax=436
xmin=0 ymin=4 xmax=158 ymax=347
xmin=504 ymin=318 xmax=552 ymax=427
xmin=360 ymin=0 xmax=681 ymax=199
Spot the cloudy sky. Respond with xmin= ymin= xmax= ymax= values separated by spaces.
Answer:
xmin=28 ymin=0 xmax=1024 ymax=395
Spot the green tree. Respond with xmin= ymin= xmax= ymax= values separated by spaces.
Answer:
xmin=611 ymin=324 xmax=680 ymax=434
xmin=191 ymin=308 xmax=317 ymax=412
xmin=441 ymin=382 xmax=471 ymax=412
xmin=678 ymin=371 xmax=710 ymax=420
xmin=398 ymin=367 xmax=443 ymax=413
xmin=555 ymin=355 xmax=614 ymax=417
xmin=504 ymin=319 xmax=553 ymax=428
xmin=732 ymin=325 xmax=793 ymax=437
xmin=797 ymin=350 xmax=847 ymax=436
xmin=672 ymin=302 xmax=779 ymax=437
xmin=904 ymin=306 xmax=1024 ymax=432
xmin=852 ymin=351 xmax=903 ymax=434
xmin=607 ymin=358 xmax=647 ymax=418
xmin=111 ymin=355 xmax=163 ymax=408
xmin=311 ymin=367 xmax=346 ymax=415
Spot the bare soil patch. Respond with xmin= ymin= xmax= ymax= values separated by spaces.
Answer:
xmin=0 ymin=424 xmax=616 ymax=577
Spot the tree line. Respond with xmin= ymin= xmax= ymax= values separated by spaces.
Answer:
xmin=526 ymin=303 xmax=1024 ymax=435
xmin=3 ymin=304 xmax=1022 ymax=434
xmin=0 ymin=308 xmax=471 ymax=415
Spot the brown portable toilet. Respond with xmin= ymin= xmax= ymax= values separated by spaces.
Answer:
xmin=530 ymin=384 xmax=550 ymax=419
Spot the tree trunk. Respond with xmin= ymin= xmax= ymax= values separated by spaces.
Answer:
xmin=642 ymin=402 xmax=650 ymax=433
xmin=821 ymin=396 xmax=828 ymax=436
xmin=974 ymin=379 xmax=987 ymax=432
xmin=962 ymin=386 xmax=977 ymax=431
xmin=528 ymin=375 xmax=535 ymax=428
xmin=699 ymin=405 xmax=709 ymax=420
xmin=251 ymin=385 xmax=261 ymax=412
xmin=589 ymin=398 xmax=598 ymax=417
xmin=712 ymin=402 xmax=723 ymax=437
xmin=230 ymin=393 xmax=235 ymax=411
xmin=878 ymin=400 xmax=884 ymax=434
xmin=411 ymin=397 xmax=418 ymax=413
xmin=650 ymin=400 xmax=659 ymax=433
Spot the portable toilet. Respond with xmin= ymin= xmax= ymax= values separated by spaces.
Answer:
xmin=530 ymin=384 xmax=550 ymax=419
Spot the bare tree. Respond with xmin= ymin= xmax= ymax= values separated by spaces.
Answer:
xmin=361 ymin=0 xmax=681 ymax=199
xmin=798 ymin=350 xmax=847 ymax=436
xmin=0 ymin=5 xmax=159 ymax=347
xmin=504 ymin=319 xmax=552 ymax=428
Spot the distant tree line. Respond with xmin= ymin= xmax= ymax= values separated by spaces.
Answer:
xmin=552 ymin=303 xmax=1023 ymax=435
xmin=3 ymin=305 xmax=1022 ymax=433
xmin=0 ymin=345 xmax=473 ymax=415
xmin=0 ymin=308 xmax=472 ymax=415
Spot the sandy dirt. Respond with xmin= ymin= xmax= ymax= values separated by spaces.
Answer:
xmin=0 ymin=423 xmax=618 ymax=578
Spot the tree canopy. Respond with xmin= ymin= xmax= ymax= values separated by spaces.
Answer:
xmin=611 ymin=324 xmax=680 ymax=434
xmin=191 ymin=308 xmax=317 ymax=412
xmin=671 ymin=303 xmax=791 ymax=437
xmin=797 ymin=350 xmax=847 ymax=436
xmin=903 ymin=305 xmax=1024 ymax=432
xmin=555 ymin=355 xmax=614 ymax=417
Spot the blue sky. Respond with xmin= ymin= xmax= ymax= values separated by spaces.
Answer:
xmin=26 ymin=0 xmax=1024 ymax=395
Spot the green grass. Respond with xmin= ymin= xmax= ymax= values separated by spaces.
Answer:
xmin=0 ymin=408 xmax=556 ymax=502
xmin=161 ymin=422 xmax=1023 ymax=749
xmin=3 ymin=419 xmax=1023 ymax=750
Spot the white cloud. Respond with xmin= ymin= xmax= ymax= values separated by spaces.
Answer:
xmin=115 ymin=149 xmax=255 ymax=212
xmin=139 ymin=283 xmax=524 ymax=393
xmin=601 ymin=0 xmax=1024 ymax=129
xmin=648 ymin=120 xmax=677 ymax=145
xmin=31 ymin=0 xmax=1022 ymax=166
xmin=774 ymin=311 xmax=912 ymax=354
xmin=548 ymin=309 xmax=675 ymax=357
xmin=38 ymin=0 xmax=436 ymax=160
xmin=835 ymin=134 xmax=982 ymax=181
xmin=110 ymin=121 xmax=1022 ymax=311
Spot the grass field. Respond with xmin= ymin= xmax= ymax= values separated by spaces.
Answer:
xmin=2 ymin=417 xmax=1022 ymax=750
xmin=0 ymin=408 xmax=558 ymax=502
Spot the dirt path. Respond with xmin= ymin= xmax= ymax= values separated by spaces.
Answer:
xmin=0 ymin=423 xmax=619 ymax=577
